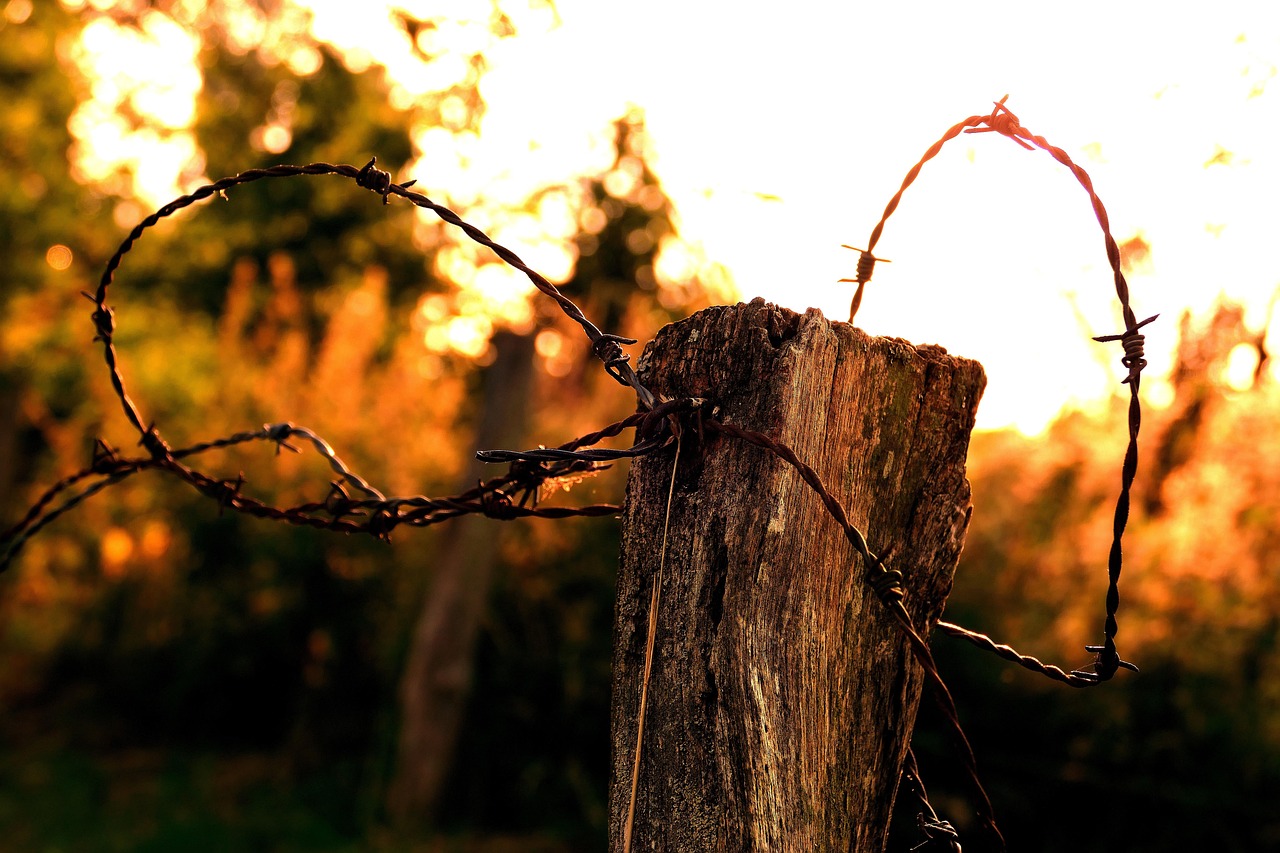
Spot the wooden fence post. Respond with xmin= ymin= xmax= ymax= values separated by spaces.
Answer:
xmin=609 ymin=299 xmax=986 ymax=852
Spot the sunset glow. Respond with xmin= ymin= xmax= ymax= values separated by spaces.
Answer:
xmin=58 ymin=0 xmax=1280 ymax=433
xmin=65 ymin=7 xmax=203 ymax=207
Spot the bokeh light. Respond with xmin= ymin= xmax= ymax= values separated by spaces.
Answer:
xmin=44 ymin=244 xmax=73 ymax=271
xmin=64 ymin=7 xmax=204 ymax=207
xmin=4 ymin=0 xmax=32 ymax=24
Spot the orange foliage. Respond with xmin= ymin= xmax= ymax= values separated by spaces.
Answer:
xmin=0 ymin=250 xmax=475 ymax=669
xmin=960 ymin=300 xmax=1280 ymax=688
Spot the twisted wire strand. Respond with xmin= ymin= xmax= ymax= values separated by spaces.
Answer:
xmin=2 ymin=466 xmax=105 ymax=545
xmin=0 ymin=408 xmax=641 ymax=571
xmin=476 ymin=440 xmax=666 ymax=463
xmin=969 ymin=96 xmax=1149 ymax=682
xmin=476 ymin=397 xmax=702 ymax=466
xmin=705 ymin=418 xmax=1003 ymax=849
xmin=841 ymin=112 xmax=989 ymax=323
xmin=171 ymin=428 xmax=295 ymax=459
xmin=264 ymin=423 xmax=386 ymax=501
xmin=851 ymin=95 xmax=1151 ymax=683
xmin=0 ymin=429 xmax=285 ymax=560
xmin=88 ymin=159 xmax=656 ymax=459
xmin=0 ymin=157 xmax=668 ymax=571
xmin=1 ymin=466 xmax=154 ymax=568
xmin=901 ymin=748 xmax=962 ymax=852
xmin=934 ymin=621 xmax=1131 ymax=688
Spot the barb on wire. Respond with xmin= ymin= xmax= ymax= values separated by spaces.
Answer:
xmin=963 ymin=94 xmax=1035 ymax=150
xmin=838 ymin=245 xmax=890 ymax=324
xmin=5 ymin=99 xmax=1155 ymax=849
xmin=264 ymin=423 xmax=386 ymax=501
xmin=1093 ymin=313 xmax=1159 ymax=386
xmin=846 ymin=94 xmax=1153 ymax=689
xmin=0 ymin=156 xmax=673 ymax=571
xmin=355 ymin=155 xmax=416 ymax=202
xmin=900 ymin=749 xmax=963 ymax=853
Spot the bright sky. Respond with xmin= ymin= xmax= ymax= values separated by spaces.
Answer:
xmin=470 ymin=0 xmax=1280 ymax=433
xmin=63 ymin=0 xmax=1280 ymax=433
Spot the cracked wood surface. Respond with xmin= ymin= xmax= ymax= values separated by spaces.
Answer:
xmin=610 ymin=298 xmax=985 ymax=852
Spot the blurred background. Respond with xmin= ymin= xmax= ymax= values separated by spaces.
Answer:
xmin=0 ymin=1 xmax=1277 ymax=850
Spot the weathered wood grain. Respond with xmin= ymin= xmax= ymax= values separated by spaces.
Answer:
xmin=610 ymin=298 xmax=985 ymax=852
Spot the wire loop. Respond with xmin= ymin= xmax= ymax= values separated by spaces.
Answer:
xmin=3 ymin=106 xmax=1158 ymax=848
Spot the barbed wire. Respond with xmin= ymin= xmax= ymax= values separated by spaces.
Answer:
xmin=0 ymin=414 xmax=638 ymax=571
xmin=902 ymin=749 xmax=962 ymax=853
xmin=831 ymin=95 xmax=1157 ymax=846
xmin=0 ymin=96 xmax=1154 ymax=850
xmin=844 ymin=94 xmax=1151 ymax=685
xmin=487 ymin=95 xmax=1152 ymax=847
xmin=2 ymin=158 xmax=669 ymax=571
xmin=704 ymin=417 xmax=1003 ymax=845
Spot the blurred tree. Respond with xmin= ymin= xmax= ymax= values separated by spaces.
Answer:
xmin=0 ymin=1 xmax=105 ymax=519
xmin=388 ymin=111 xmax=714 ymax=829
xmin=0 ymin=2 xmax=524 ymax=845
xmin=389 ymin=328 xmax=537 ymax=824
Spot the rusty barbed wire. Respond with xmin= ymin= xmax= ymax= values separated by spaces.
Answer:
xmin=844 ymin=94 xmax=1151 ymax=688
xmin=935 ymin=620 xmax=1138 ymax=688
xmin=4 ymin=98 xmax=1156 ymax=848
xmin=7 ymin=256 xmax=692 ymax=575
xmin=703 ymin=417 xmax=1004 ymax=848
xmin=0 ymin=412 xmax=636 ymax=572
xmin=902 ymin=748 xmax=963 ymax=853
xmin=0 ymin=157 xmax=664 ymax=570
xmin=88 ymin=158 xmax=655 ymax=449
xmin=838 ymin=244 xmax=890 ymax=323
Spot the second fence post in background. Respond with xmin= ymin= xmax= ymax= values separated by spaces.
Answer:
xmin=610 ymin=298 xmax=986 ymax=852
